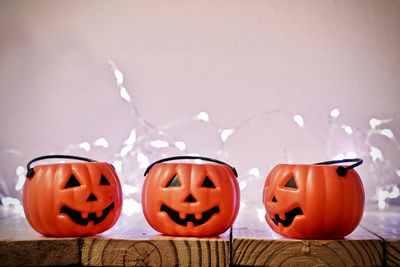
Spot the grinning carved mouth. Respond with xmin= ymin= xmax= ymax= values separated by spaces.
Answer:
xmin=271 ymin=207 xmax=303 ymax=227
xmin=160 ymin=204 xmax=220 ymax=226
xmin=60 ymin=202 xmax=114 ymax=226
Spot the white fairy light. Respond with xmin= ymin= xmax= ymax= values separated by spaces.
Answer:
xmin=16 ymin=166 xmax=24 ymax=176
xmin=137 ymin=153 xmax=150 ymax=169
xmin=120 ymin=87 xmax=132 ymax=103
xmin=370 ymin=147 xmax=384 ymax=162
xmin=113 ymin=160 xmax=122 ymax=173
xmin=378 ymin=199 xmax=386 ymax=209
xmin=377 ymin=188 xmax=389 ymax=209
xmin=95 ymin=137 xmax=109 ymax=148
xmin=109 ymin=59 xmax=124 ymax=85
xmin=376 ymin=186 xmax=400 ymax=210
xmin=120 ymin=144 xmax=133 ymax=157
xmin=196 ymin=112 xmax=209 ymax=122
xmin=150 ymin=140 xmax=169 ymax=148
xmin=343 ymin=125 xmax=353 ymax=135
xmin=389 ymin=186 xmax=400 ymax=198
xmin=122 ymin=184 xmax=138 ymax=196
xmin=221 ymin=129 xmax=234 ymax=142
xmin=174 ymin=141 xmax=186 ymax=151
xmin=293 ymin=115 xmax=304 ymax=127
xmin=248 ymin=168 xmax=260 ymax=177
xmin=345 ymin=151 xmax=357 ymax=158
xmin=124 ymin=129 xmax=137 ymax=145
xmin=380 ymin=129 xmax=394 ymax=139
xmin=257 ymin=208 xmax=265 ymax=222
xmin=239 ymin=181 xmax=247 ymax=190
xmin=333 ymin=153 xmax=345 ymax=160
xmin=79 ymin=141 xmax=91 ymax=152
xmin=330 ymin=108 xmax=340 ymax=118
xmin=1 ymin=197 xmax=24 ymax=216
xmin=15 ymin=166 xmax=26 ymax=191
xmin=369 ymin=118 xmax=382 ymax=129
xmin=114 ymin=69 xmax=124 ymax=85
xmin=15 ymin=175 xmax=25 ymax=191
xmin=122 ymin=199 xmax=142 ymax=216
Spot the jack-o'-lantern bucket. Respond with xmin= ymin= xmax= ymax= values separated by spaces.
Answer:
xmin=142 ymin=156 xmax=240 ymax=236
xmin=263 ymin=158 xmax=364 ymax=239
xmin=23 ymin=155 xmax=123 ymax=236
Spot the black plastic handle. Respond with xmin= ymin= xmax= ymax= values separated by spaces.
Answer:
xmin=144 ymin=156 xmax=238 ymax=177
xmin=26 ymin=155 xmax=97 ymax=178
xmin=314 ymin=158 xmax=363 ymax=177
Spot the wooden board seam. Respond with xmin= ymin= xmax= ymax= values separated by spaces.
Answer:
xmin=229 ymin=226 xmax=233 ymax=265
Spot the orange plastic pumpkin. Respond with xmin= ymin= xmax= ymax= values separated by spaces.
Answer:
xmin=142 ymin=156 xmax=240 ymax=236
xmin=23 ymin=155 xmax=123 ymax=236
xmin=263 ymin=159 xmax=365 ymax=239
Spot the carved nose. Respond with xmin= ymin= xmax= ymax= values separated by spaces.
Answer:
xmin=87 ymin=193 xmax=98 ymax=202
xmin=184 ymin=194 xmax=197 ymax=203
xmin=272 ymin=196 xmax=277 ymax=202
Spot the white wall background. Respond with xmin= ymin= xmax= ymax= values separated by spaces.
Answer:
xmin=1 ymin=1 xmax=399 ymax=214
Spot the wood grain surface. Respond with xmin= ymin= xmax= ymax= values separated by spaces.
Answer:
xmin=0 ymin=211 xmax=80 ymax=266
xmin=232 ymin=226 xmax=383 ymax=267
xmin=1 ymin=207 xmax=399 ymax=266
xmin=79 ymin=212 xmax=230 ymax=266
xmin=81 ymin=236 xmax=229 ymax=266
xmin=360 ymin=209 xmax=400 ymax=266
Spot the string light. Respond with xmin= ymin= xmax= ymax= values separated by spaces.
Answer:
xmin=293 ymin=114 xmax=305 ymax=127
xmin=2 ymin=60 xmax=398 ymax=217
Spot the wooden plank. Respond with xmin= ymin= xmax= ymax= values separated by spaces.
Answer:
xmin=360 ymin=209 xmax=400 ymax=266
xmin=386 ymin=240 xmax=400 ymax=267
xmin=0 ymin=239 xmax=80 ymax=267
xmin=232 ymin=210 xmax=384 ymax=267
xmin=81 ymin=214 xmax=230 ymax=266
xmin=1 ymin=206 xmax=399 ymax=267
xmin=81 ymin=236 xmax=229 ymax=266
xmin=0 ymin=209 xmax=80 ymax=266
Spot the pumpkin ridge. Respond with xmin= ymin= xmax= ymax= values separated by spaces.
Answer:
xmin=348 ymin=170 xmax=364 ymax=236
xmin=319 ymin=165 xmax=328 ymax=238
xmin=209 ymin=164 xmax=226 ymax=232
xmin=336 ymin=166 xmax=346 ymax=237
xmin=321 ymin=166 xmax=335 ymax=236
xmin=50 ymin=165 xmax=61 ymax=235
xmin=104 ymin=162 xmax=122 ymax=229
xmin=218 ymin=164 xmax=239 ymax=233
xmin=23 ymin=171 xmax=36 ymax=233
xmin=34 ymin=165 xmax=50 ymax=234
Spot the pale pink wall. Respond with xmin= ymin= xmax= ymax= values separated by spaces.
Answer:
xmin=0 ymin=1 xmax=399 ymax=212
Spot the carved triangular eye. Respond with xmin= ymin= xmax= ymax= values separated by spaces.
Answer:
xmin=284 ymin=177 xmax=297 ymax=189
xmin=100 ymin=174 xmax=110 ymax=185
xmin=165 ymin=174 xmax=181 ymax=187
xmin=65 ymin=174 xmax=81 ymax=188
xmin=201 ymin=176 xmax=215 ymax=188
